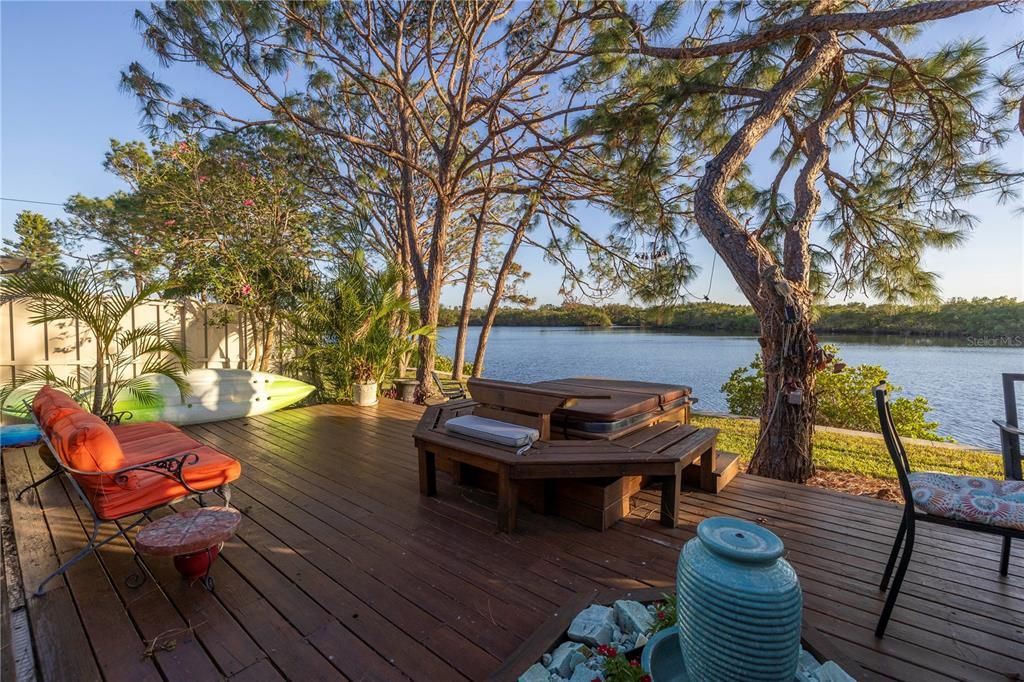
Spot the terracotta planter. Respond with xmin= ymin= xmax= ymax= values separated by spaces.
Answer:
xmin=352 ymin=381 xmax=378 ymax=406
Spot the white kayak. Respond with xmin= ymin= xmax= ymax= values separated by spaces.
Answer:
xmin=3 ymin=368 xmax=315 ymax=426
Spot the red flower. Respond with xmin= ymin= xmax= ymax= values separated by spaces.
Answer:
xmin=199 ymin=175 xmax=208 ymax=183
xmin=656 ymin=611 xmax=667 ymax=620
xmin=243 ymin=199 xmax=255 ymax=207
xmin=164 ymin=219 xmax=176 ymax=226
xmin=178 ymin=141 xmax=189 ymax=152
xmin=240 ymin=283 xmax=253 ymax=296
xmin=591 ymin=678 xmax=601 ymax=682
xmin=629 ymin=660 xmax=640 ymax=667
xmin=641 ymin=676 xmax=652 ymax=682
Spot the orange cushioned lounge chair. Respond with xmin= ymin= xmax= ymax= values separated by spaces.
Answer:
xmin=19 ymin=386 xmax=241 ymax=595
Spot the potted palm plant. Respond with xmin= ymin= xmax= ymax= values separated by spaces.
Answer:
xmin=288 ymin=251 xmax=430 ymax=407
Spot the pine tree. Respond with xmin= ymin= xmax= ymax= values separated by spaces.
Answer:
xmin=586 ymin=0 xmax=1023 ymax=482
xmin=3 ymin=211 xmax=63 ymax=274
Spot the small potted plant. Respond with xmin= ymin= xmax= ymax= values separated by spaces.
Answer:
xmin=350 ymin=358 xmax=379 ymax=406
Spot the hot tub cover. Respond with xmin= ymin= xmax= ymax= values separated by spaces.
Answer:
xmin=531 ymin=377 xmax=691 ymax=423
xmin=445 ymin=414 xmax=539 ymax=452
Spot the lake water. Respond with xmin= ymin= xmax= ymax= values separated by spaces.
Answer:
xmin=437 ymin=326 xmax=1024 ymax=450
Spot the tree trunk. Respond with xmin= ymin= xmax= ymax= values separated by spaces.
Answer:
xmin=259 ymin=312 xmax=276 ymax=372
xmin=415 ymin=203 xmax=451 ymax=395
xmin=471 ymin=204 xmax=534 ymax=377
xmin=415 ymin=292 xmax=441 ymax=392
xmin=396 ymin=269 xmax=412 ymax=377
xmin=92 ymin=351 xmax=106 ymax=415
xmin=453 ymin=202 xmax=489 ymax=381
xmin=747 ymin=299 xmax=818 ymax=483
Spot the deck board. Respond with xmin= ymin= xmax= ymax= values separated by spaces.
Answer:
xmin=3 ymin=399 xmax=1022 ymax=681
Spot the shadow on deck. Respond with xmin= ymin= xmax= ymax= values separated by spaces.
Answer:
xmin=2 ymin=400 xmax=1022 ymax=681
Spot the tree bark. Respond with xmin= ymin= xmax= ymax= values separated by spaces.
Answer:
xmin=452 ymin=199 xmax=489 ymax=381
xmin=92 ymin=352 xmax=106 ymax=415
xmin=471 ymin=201 xmax=536 ymax=377
xmin=258 ymin=311 xmax=276 ymax=372
xmin=415 ymin=201 xmax=451 ymax=394
xmin=749 ymin=292 xmax=818 ymax=482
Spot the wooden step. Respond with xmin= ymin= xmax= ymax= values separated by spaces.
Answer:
xmin=682 ymin=451 xmax=741 ymax=494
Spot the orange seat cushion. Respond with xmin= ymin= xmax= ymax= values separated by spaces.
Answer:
xmin=111 ymin=422 xmax=181 ymax=444
xmin=86 ymin=444 xmax=241 ymax=520
xmin=33 ymin=386 xmax=79 ymax=412
xmin=38 ymin=405 xmax=80 ymax=431
xmin=120 ymin=430 xmax=209 ymax=463
xmin=33 ymin=385 xmax=241 ymax=520
xmin=32 ymin=386 xmax=84 ymax=430
xmin=46 ymin=411 xmax=126 ymax=473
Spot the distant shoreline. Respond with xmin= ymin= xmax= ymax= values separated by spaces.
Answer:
xmin=438 ymin=299 xmax=1024 ymax=340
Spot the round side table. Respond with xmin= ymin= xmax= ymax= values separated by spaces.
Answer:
xmin=136 ymin=507 xmax=241 ymax=591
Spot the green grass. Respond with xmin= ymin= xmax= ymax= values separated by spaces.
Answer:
xmin=691 ymin=415 xmax=1004 ymax=480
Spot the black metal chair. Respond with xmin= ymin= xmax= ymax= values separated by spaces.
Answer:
xmin=431 ymin=371 xmax=467 ymax=400
xmin=994 ymin=372 xmax=1023 ymax=481
xmin=874 ymin=381 xmax=1024 ymax=638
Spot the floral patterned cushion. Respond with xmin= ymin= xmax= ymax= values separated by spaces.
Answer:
xmin=907 ymin=472 xmax=1024 ymax=531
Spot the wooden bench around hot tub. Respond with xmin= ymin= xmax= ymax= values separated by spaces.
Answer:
xmin=413 ymin=379 xmax=721 ymax=533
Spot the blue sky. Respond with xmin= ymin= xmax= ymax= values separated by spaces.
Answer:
xmin=2 ymin=1 xmax=1022 ymax=306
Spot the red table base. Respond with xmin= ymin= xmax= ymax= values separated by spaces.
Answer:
xmin=173 ymin=545 xmax=221 ymax=589
xmin=136 ymin=508 xmax=241 ymax=593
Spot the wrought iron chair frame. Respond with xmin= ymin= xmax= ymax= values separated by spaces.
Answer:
xmin=432 ymin=371 xmax=467 ymax=400
xmin=874 ymin=382 xmax=1024 ymax=638
xmin=994 ymin=372 xmax=1023 ymax=481
xmin=16 ymin=400 xmax=231 ymax=596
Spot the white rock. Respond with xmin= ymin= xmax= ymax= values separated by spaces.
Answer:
xmin=518 ymin=663 xmax=550 ymax=682
xmin=815 ymin=661 xmax=857 ymax=682
xmin=567 ymin=605 xmax=617 ymax=647
xmin=614 ymin=600 xmax=654 ymax=635
xmin=796 ymin=649 xmax=820 ymax=673
xmin=634 ymin=633 xmax=648 ymax=649
xmin=548 ymin=641 xmax=592 ymax=677
xmin=542 ymin=654 xmax=553 ymax=667
xmin=569 ymin=663 xmax=602 ymax=682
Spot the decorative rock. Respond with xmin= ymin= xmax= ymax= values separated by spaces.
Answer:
xmin=547 ymin=641 xmax=592 ymax=677
xmin=541 ymin=654 xmax=553 ymax=668
xmin=613 ymin=599 xmax=654 ymax=635
xmin=567 ymin=605 xmax=617 ymax=647
xmin=796 ymin=648 xmax=821 ymax=682
xmin=634 ymin=633 xmax=648 ymax=650
xmin=569 ymin=663 xmax=602 ymax=682
xmin=815 ymin=661 xmax=857 ymax=682
xmin=518 ymin=663 xmax=550 ymax=682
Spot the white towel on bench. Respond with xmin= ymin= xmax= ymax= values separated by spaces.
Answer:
xmin=445 ymin=415 xmax=539 ymax=454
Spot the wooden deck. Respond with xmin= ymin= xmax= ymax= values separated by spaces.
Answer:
xmin=2 ymin=400 xmax=1022 ymax=681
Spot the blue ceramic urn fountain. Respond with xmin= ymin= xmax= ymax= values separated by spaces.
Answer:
xmin=675 ymin=517 xmax=802 ymax=681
